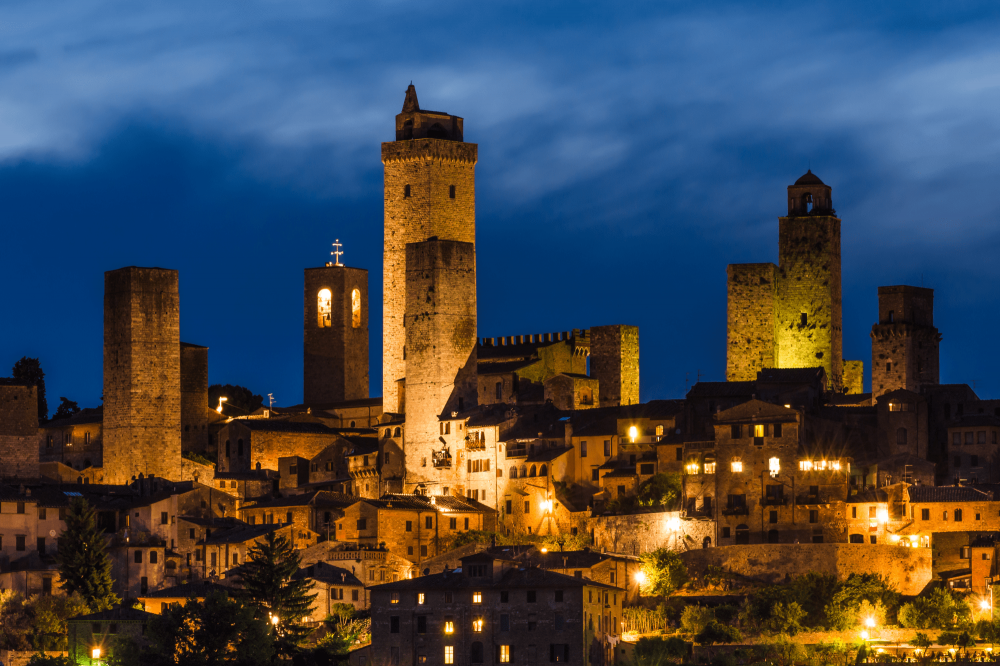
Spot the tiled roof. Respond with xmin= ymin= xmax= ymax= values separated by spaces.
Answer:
xmin=371 ymin=558 xmax=622 ymax=592
xmin=908 ymin=486 xmax=991 ymax=503
xmin=356 ymin=494 xmax=496 ymax=514
xmin=528 ymin=549 xmax=625 ymax=569
xmin=949 ymin=415 xmax=1000 ymax=428
xmin=847 ymin=488 xmax=888 ymax=503
xmin=526 ymin=447 xmax=572 ymax=463
xmin=68 ymin=606 xmax=157 ymax=623
xmin=43 ymin=406 xmax=103 ymax=428
xmin=346 ymin=440 xmax=380 ymax=456
xmin=233 ymin=420 xmax=343 ymax=435
xmin=241 ymin=491 xmax=357 ymax=510
xmin=715 ymin=399 xmax=797 ymax=423
xmin=756 ymin=367 xmax=825 ymax=385
xmin=293 ymin=561 xmax=364 ymax=587
xmin=476 ymin=359 xmax=539 ymax=375
xmin=202 ymin=522 xmax=285 ymax=545
xmin=139 ymin=581 xmax=230 ymax=599
xmin=686 ymin=381 xmax=756 ymax=399
xmin=602 ymin=469 xmax=637 ymax=480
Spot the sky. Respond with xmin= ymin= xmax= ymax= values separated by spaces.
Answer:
xmin=3 ymin=1 xmax=1000 ymax=414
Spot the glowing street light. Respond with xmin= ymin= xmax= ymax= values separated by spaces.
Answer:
xmin=635 ymin=570 xmax=647 ymax=585
xmin=92 ymin=647 xmax=101 ymax=661
xmin=864 ymin=617 xmax=876 ymax=629
xmin=666 ymin=516 xmax=681 ymax=532
xmin=216 ymin=397 xmax=228 ymax=413
xmin=628 ymin=426 xmax=638 ymax=443
xmin=270 ymin=614 xmax=279 ymax=626
xmin=860 ymin=630 xmax=869 ymax=641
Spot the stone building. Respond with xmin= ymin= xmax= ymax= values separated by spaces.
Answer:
xmin=292 ymin=561 xmax=367 ymax=618
xmin=727 ymin=171 xmax=863 ymax=393
xmin=103 ymin=266 xmax=182 ymax=484
xmin=39 ymin=407 xmax=103 ymax=472
xmin=947 ymin=415 xmax=1000 ymax=484
xmin=364 ymin=551 xmax=624 ymax=666
xmin=871 ymin=285 xmax=941 ymax=399
xmin=0 ymin=383 xmax=40 ymax=479
xmin=180 ymin=343 xmax=221 ymax=457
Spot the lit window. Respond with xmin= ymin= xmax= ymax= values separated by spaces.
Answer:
xmin=390 ymin=592 xmax=399 ymax=604
xmin=731 ymin=459 xmax=743 ymax=473
xmin=444 ymin=646 xmax=454 ymax=665
xmin=473 ymin=592 xmax=482 ymax=604
xmin=473 ymin=618 xmax=484 ymax=632
xmin=500 ymin=645 xmax=510 ymax=663
xmin=877 ymin=508 xmax=889 ymax=523
xmin=351 ymin=288 xmax=361 ymax=328
xmin=831 ymin=461 xmax=841 ymax=471
xmin=769 ymin=457 xmax=780 ymax=476
xmin=704 ymin=461 xmax=716 ymax=474
xmin=754 ymin=424 xmax=765 ymax=437
xmin=317 ymin=289 xmax=332 ymax=328
xmin=685 ymin=462 xmax=700 ymax=475
xmin=418 ymin=593 xmax=425 ymax=605
xmin=816 ymin=460 xmax=828 ymax=471
xmin=799 ymin=460 xmax=813 ymax=471
xmin=444 ymin=620 xmax=455 ymax=634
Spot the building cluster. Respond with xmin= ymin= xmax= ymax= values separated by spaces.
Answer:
xmin=2 ymin=85 xmax=1000 ymax=664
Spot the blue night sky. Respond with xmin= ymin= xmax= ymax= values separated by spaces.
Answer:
xmin=3 ymin=1 xmax=1000 ymax=413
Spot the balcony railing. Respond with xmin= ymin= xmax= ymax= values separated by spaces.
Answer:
xmin=761 ymin=496 xmax=787 ymax=507
xmin=795 ymin=494 xmax=822 ymax=505
xmin=506 ymin=445 xmax=528 ymax=458
xmin=722 ymin=505 xmax=750 ymax=516
xmin=432 ymin=452 xmax=452 ymax=468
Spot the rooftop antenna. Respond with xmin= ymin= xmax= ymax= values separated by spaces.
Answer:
xmin=328 ymin=239 xmax=344 ymax=267
xmin=268 ymin=393 xmax=275 ymax=409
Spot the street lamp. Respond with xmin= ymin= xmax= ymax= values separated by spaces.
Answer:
xmin=92 ymin=647 xmax=101 ymax=665
xmin=216 ymin=397 xmax=228 ymax=413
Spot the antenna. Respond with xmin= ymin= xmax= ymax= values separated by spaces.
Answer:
xmin=328 ymin=239 xmax=344 ymax=267
xmin=268 ymin=393 xmax=275 ymax=409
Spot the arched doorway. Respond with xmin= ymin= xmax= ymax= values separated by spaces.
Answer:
xmin=735 ymin=524 xmax=750 ymax=545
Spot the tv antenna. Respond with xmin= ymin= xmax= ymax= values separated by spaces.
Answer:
xmin=268 ymin=393 xmax=275 ymax=409
xmin=328 ymin=239 xmax=344 ymax=267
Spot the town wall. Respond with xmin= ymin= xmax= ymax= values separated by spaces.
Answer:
xmin=0 ymin=384 xmax=39 ymax=479
xmin=726 ymin=263 xmax=777 ymax=382
xmin=304 ymin=265 xmax=369 ymax=404
xmin=103 ymin=267 xmax=182 ymax=484
xmin=590 ymin=325 xmax=639 ymax=407
xmin=589 ymin=510 xmax=715 ymax=556
xmin=681 ymin=543 xmax=931 ymax=595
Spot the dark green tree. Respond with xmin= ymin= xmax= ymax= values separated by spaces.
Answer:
xmin=240 ymin=531 xmax=317 ymax=655
xmin=824 ymin=573 xmax=900 ymax=630
xmin=51 ymin=397 xmax=80 ymax=422
xmin=112 ymin=590 xmax=274 ymax=665
xmin=12 ymin=357 xmax=47 ymax=421
xmin=208 ymin=384 xmax=263 ymax=414
xmin=694 ymin=620 xmax=743 ymax=645
xmin=55 ymin=498 xmax=119 ymax=612
xmin=638 ymin=548 xmax=688 ymax=597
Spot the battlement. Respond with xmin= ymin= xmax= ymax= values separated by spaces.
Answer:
xmin=381 ymin=139 xmax=478 ymax=165
xmin=479 ymin=329 xmax=589 ymax=349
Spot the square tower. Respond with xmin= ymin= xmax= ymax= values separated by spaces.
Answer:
xmin=103 ymin=266 xmax=181 ymax=484
xmin=590 ymin=324 xmax=640 ymax=406
xmin=180 ymin=342 xmax=212 ymax=455
xmin=726 ymin=263 xmax=778 ymax=382
xmin=382 ymin=84 xmax=478 ymax=415
xmin=871 ymin=285 xmax=940 ymax=398
xmin=403 ymin=239 xmax=478 ymax=491
xmin=776 ymin=171 xmax=843 ymax=390
xmin=304 ymin=264 xmax=369 ymax=404
xmin=0 ymin=383 xmax=40 ymax=479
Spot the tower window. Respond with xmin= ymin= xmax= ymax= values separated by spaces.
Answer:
xmin=318 ymin=289 xmax=332 ymax=328
xmin=800 ymin=313 xmax=808 ymax=327
xmin=449 ymin=185 xmax=456 ymax=198
xmin=351 ymin=289 xmax=361 ymax=328
xmin=886 ymin=362 xmax=892 ymax=372
xmin=887 ymin=310 xmax=894 ymax=323
xmin=404 ymin=184 xmax=411 ymax=198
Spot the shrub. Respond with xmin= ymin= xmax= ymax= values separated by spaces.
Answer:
xmin=897 ymin=587 xmax=969 ymax=629
xmin=630 ymin=636 xmax=687 ymax=665
xmin=695 ymin=620 xmax=742 ymax=645
xmin=768 ymin=601 xmax=807 ymax=636
xmin=824 ymin=574 xmax=899 ymax=630
xmin=680 ymin=605 xmax=715 ymax=636
xmin=638 ymin=548 xmax=688 ymax=597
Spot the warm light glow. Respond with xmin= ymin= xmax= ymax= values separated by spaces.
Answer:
xmin=890 ymin=534 xmax=900 ymax=542
xmin=270 ymin=614 xmax=279 ymax=625
xmin=628 ymin=426 xmax=638 ymax=442
xmin=865 ymin=617 xmax=875 ymax=629
xmin=418 ymin=593 xmax=425 ymax=604
xmin=768 ymin=457 xmax=780 ymax=476
xmin=444 ymin=620 xmax=455 ymax=634
xmin=666 ymin=516 xmax=682 ymax=531
xmin=754 ymin=424 xmax=765 ymax=438
xmin=473 ymin=591 xmax=482 ymax=603
xmin=799 ymin=460 xmax=813 ymax=471
xmin=982 ymin=599 xmax=992 ymax=611
xmin=92 ymin=648 xmax=101 ymax=660
xmin=784 ymin=404 xmax=791 ymax=408
xmin=831 ymin=461 xmax=841 ymax=471
xmin=860 ymin=630 xmax=869 ymax=640
xmin=731 ymin=459 xmax=743 ymax=473
xmin=318 ymin=288 xmax=332 ymax=327
xmin=540 ymin=500 xmax=553 ymax=513
xmin=877 ymin=508 xmax=889 ymax=523
xmin=817 ymin=460 xmax=828 ymax=471
xmin=704 ymin=461 xmax=716 ymax=474
xmin=540 ymin=547 xmax=548 ymax=553
xmin=686 ymin=463 xmax=700 ymax=474
xmin=216 ymin=397 xmax=227 ymax=413
xmin=472 ymin=618 xmax=484 ymax=632
xmin=635 ymin=570 xmax=647 ymax=585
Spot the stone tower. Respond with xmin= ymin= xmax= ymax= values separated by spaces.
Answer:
xmin=304 ymin=264 xmax=369 ymax=404
xmin=590 ymin=324 xmax=640 ymax=406
xmin=776 ymin=170 xmax=843 ymax=390
xmin=871 ymin=285 xmax=940 ymax=398
xmin=180 ymin=342 xmax=212 ymax=455
xmin=382 ymin=84 xmax=477 ymax=416
xmin=103 ymin=266 xmax=181 ymax=484
xmin=403 ymin=239 xmax=478 ymax=490
xmin=726 ymin=263 xmax=778 ymax=382
xmin=0 ymin=383 xmax=40 ymax=479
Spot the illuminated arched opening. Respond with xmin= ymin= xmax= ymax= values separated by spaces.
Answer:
xmin=351 ymin=288 xmax=361 ymax=328
xmin=318 ymin=289 xmax=332 ymax=328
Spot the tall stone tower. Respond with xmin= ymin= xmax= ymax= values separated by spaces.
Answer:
xmin=590 ymin=325 xmax=640 ymax=406
xmin=304 ymin=263 xmax=369 ymax=404
xmin=871 ymin=285 xmax=940 ymax=398
xmin=382 ymin=84 xmax=477 ymax=416
xmin=103 ymin=267 xmax=182 ymax=484
xmin=180 ymin=342 xmax=212 ymax=455
xmin=726 ymin=171 xmax=851 ymax=391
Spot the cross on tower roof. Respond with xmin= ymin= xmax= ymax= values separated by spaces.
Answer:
xmin=328 ymin=239 xmax=344 ymax=267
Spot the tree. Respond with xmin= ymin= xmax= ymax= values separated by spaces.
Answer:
xmin=638 ymin=548 xmax=688 ymax=597
xmin=55 ymin=498 xmax=119 ymax=612
xmin=12 ymin=356 xmax=47 ymax=421
xmin=680 ymin=605 xmax=715 ymax=636
xmin=0 ymin=590 xmax=32 ymax=651
xmin=694 ymin=620 xmax=742 ymax=645
xmin=630 ymin=636 xmax=688 ymax=665
xmin=51 ymin=397 xmax=80 ymax=421
xmin=899 ymin=587 xmax=969 ymax=629
xmin=240 ymin=531 xmax=317 ymax=655
xmin=114 ymin=590 xmax=274 ymax=665
xmin=824 ymin=573 xmax=899 ymax=630
xmin=209 ymin=384 xmax=263 ymax=414
xmin=768 ymin=601 xmax=807 ymax=636
xmin=27 ymin=593 xmax=90 ymax=650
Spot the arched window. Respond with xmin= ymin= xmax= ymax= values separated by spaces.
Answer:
xmin=402 ymin=119 xmax=413 ymax=140
xmin=256 ymin=462 xmax=261 ymax=470
xmin=735 ymin=524 xmax=750 ymax=545
xmin=702 ymin=537 xmax=711 ymax=549
xmin=539 ymin=464 xmax=548 ymax=477
xmin=394 ymin=427 xmax=401 ymax=437
xmin=225 ymin=440 xmax=231 ymax=458
xmin=384 ymin=429 xmax=390 ymax=438
xmin=317 ymin=289 xmax=332 ymax=328
xmin=529 ymin=465 xmax=537 ymax=477
xmin=897 ymin=427 xmax=908 ymax=445
xmin=509 ymin=466 xmax=518 ymax=479
xmin=237 ymin=439 xmax=244 ymax=456
xmin=352 ymin=289 xmax=361 ymax=328
xmin=428 ymin=123 xmax=448 ymax=139
xmin=520 ymin=465 xmax=527 ymax=478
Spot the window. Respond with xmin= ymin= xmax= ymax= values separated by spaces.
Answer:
xmin=809 ymin=509 xmax=818 ymax=524
xmin=499 ymin=645 xmax=510 ymax=663
xmin=731 ymin=425 xmax=741 ymax=439
xmin=357 ymin=519 xmax=367 ymax=530
xmin=581 ymin=441 xmax=587 ymax=457
xmin=449 ymin=185 xmax=456 ymax=198
xmin=286 ymin=511 xmax=293 ymax=524
xmin=406 ymin=521 xmax=412 ymax=532
xmin=886 ymin=362 xmax=891 ymax=372
xmin=769 ymin=510 xmax=778 ymax=524
xmin=962 ymin=546 xmax=972 ymax=559
xmin=421 ymin=545 xmax=428 ymax=557
xmin=472 ymin=618 xmax=484 ymax=632
xmin=417 ymin=615 xmax=427 ymax=633
xmin=317 ymin=289 xmax=332 ymax=327
xmin=604 ymin=440 xmax=611 ymax=456
xmin=955 ymin=509 xmax=963 ymax=522
xmin=444 ymin=646 xmax=454 ymax=665
xmin=444 ymin=618 xmax=455 ymax=634
xmin=953 ymin=432 xmax=962 ymax=446
xmin=919 ymin=508 xmax=929 ymax=520
xmin=754 ymin=424 xmax=764 ymax=437
xmin=505 ymin=500 xmax=512 ymax=514
xmin=425 ymin=516 xmax=433 ymax=529
xmin=134 ymin=550 xmax=143 ymax=564
xmin=722 ymin=527 xmax=730 ymax=538
xmin=525 ymin=501 xmax=530 ymax=514
xmin=16 ymin=502 xmax=24 ymax=514
xmin=592 ymin=469 xmax=599 ymax=481
xmin=495 ymin=382 xmax=502 ymax=400
xmin=973 ymin=455 xmax=980 ymax=467
xmin=473 ymin=591 xmax=482 ymax=604
xmin=352 ymin=289 xmax=361 ymax=328
xmin=390 ymin=616 xmax=399 ymax=633
xmin=731 ymin=459 xmax=743 ymax=473
xmin=801 ymin=313 xmax=808 ymax=327
xmin=966 ymin=432 xmax=975 ymax=445
xmin=896 ymin=428 xmax=907 ymax=445
xmin=150 ymin=551 xmax=158 ymax=564
xmin=768 ymin=457 xmax=780 ymax=476
xmin=527 ymin=590 xmax=537 ymax=603
xmin=404 ymin=184 xmax=411 ymax=198
xmin=501 ymin=591 xmax=509 ymax=603
xmin=954 ymin=456 xmax=961 ymax=467
xmin=449 ymin=518 xmax=457 ymax=530
xmin=773 ymin=423 xmax=782 ymax=437
xmin=555 ymin=589 xmax=563 ymax=602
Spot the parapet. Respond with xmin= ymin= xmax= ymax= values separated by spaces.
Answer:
xmin=479 ymin=329 xmax=591 ymax=357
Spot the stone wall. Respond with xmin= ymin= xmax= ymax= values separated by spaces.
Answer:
xmin=843 ymin=360 xmax=864 ymax=395
xmin=589 ymin=510 xmax=716 ymax=556
xmin=180 ymin=343 xmax=212 ymax=456
xmin=871 ymin=286 xmax=940 ymax=398
xmin=776 ymin=215 xmax=843 ymax=390
xmin=304 ymin=265 xmax=369 ymax=404
xmin=681 ymin=543 xmax=931 ymax=595
xmin=591 ymin=325 xmax=639 ymax=407
xmin=726 ymin=263 xmax=777 ymax=382
xmin=0 ymin=384 xmax=39 ymax=479
xmin=381 ymin=136 xmax=477 ymax=414
xmin=103 ymin=267 xmax=182 ymax=484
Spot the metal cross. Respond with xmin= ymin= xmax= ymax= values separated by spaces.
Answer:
xmin=331 ymin=239 xmax=344 ymax=266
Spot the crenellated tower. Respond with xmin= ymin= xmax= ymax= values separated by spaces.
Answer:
xmin=871 ymin=285 xmax=940 ymax=398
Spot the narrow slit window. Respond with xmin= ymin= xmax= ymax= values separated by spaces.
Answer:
xmin=449 ymin=185 xmax=456 ymax=198
xmin=404 ymin=184 xmax=411 ymax=198
xmin=351 ymin=288 xmax=361 ymax=328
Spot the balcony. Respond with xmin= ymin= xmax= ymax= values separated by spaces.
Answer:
xmin=722 ymin=505 xmax=750 ymax=516
xmin=432 ymin=451 xmax=452 ymax=469
xmin=795 ymin=494 xmax=822 ymax=506
xmin=761 ymin=496 xmax=787 ymax=507
xmin=506 ymin=444 xmax=528 ymax=458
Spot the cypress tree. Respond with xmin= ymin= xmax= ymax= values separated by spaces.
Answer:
xmin=241 ymin=530 xmax=317 ymax=654
xmin=56 ymin=497 xmax=119 ymax=611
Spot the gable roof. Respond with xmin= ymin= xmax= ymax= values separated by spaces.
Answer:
xmin=908 ymin=485 xmax=992 ymax=503
xmin=715 ymin=399 xmax=798 ymax=423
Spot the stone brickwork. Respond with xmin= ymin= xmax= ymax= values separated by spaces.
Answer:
xmin=403 ymin=240 xmax=478 ymax=492
xmin=725 ymin=173 xmax=844 ymax=391
xmin=590 ymin=325 xmax=639 ymax=407
xmin=871 ymin=285 xmax=940 ymax=398
xmin=381 ymin=88 xmax=477 ymax=415
xmin=0 ymin=384 xmax=40 ymax=479
xmin=103 ymin=267 xmax=182 ymax=484
xmin=304 ymin=265 xmax=369 ymax=404
xmin=589 ymin=510 xmax=715 ymax=556
xmin=843 ymin=360 xmax=864 ymax=395
xmin=681 ymin=543 xmax=931 ymax=595
xmin=726 ymin=263 xmax=777 ymax=382
xmin=180 ymin=343 xmax=212 ymax=456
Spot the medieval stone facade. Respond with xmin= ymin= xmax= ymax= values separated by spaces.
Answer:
xmin=304 ymin=264 xmax=369 ymax=405
xmin=871 ymin=285 xmax=941 ymax=398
